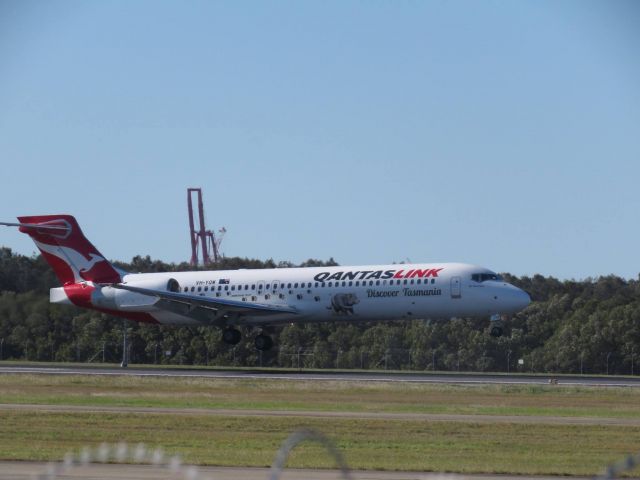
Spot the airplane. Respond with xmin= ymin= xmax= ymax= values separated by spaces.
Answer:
xmin=1 ymin=215 xmax=530 ymax=351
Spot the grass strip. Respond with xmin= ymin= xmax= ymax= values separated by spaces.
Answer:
xmin=1 ymin=374 xmax=640 ymax=419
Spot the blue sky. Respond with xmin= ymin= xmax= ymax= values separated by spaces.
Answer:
xmin=1 ymin=1 xmax=638 ymax=279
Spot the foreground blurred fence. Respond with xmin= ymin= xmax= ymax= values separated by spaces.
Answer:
xmin=30 ymin=430 xmax=640 ymax=480
xmin=33 ymin=430 xmax=352 ymax=480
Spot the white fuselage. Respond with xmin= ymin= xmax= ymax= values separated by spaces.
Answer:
xmin=80 ymin=262 xmax=530 ymax=327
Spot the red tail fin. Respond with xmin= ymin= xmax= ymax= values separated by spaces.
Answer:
xmin=17 ymin=215 xmax=121 ymax=285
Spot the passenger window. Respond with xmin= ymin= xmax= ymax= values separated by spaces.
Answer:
xmin=224 ymin=286 xmax=229 ymax=291
xmin=342 ymin=281 xmax=346 ymax=287
xmin=410 ymin=280 xmax=414 ymax=285
xmin=403 ymin=280 xmax=407 ymax=285
xmin=294 ymin=283 xmax=298 ymax=288
xmin=349 ymin=281 xmax=353 ymax=286
xmin=376 ymin=280 xmax=380 ymax=286
xmin=287 ymin=283 xmax=292 ymax=288
xmin=204 ymin=286 xmax=208 ymax=291
xmin=191 ymin=287 xmax=195 ymax=292
xmin=266 ymin=284 xmax=270 ymax=289
xmin=356 ymin=281 xmax=359 ymax=286
xmin=431 ymin=278 xmax=435 ymax=284
xmin=184 ymin=287 xmax=188 ymax=292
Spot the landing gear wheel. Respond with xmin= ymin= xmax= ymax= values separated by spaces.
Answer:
xmin=490 ymin=325 xmax=503 ymax=337
xmin=255 ymin=334 xmax=273 ymax=351
xmin=222 ymin=328 xmax=242 ymax=345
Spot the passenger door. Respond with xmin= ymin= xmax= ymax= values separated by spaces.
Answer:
xmin=450 ymin=276 xmax=461 ymax=299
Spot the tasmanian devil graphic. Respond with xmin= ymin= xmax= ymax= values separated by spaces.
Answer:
xmin=329 ymin=293 xmax=360 ymax=315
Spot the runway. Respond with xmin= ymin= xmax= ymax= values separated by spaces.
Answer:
xmin=0 ymin=462 xmax=596 ymax=480
xmin=1 ymin=363 xmax=639 ymax=387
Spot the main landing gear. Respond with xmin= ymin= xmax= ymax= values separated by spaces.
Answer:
xmin=254 ymin=334 xmax=274 ymax=351
xmin=222 ymin=328 xmax=242 ymax=345
xmin=221 ymin=327 xmax=274 ymax=351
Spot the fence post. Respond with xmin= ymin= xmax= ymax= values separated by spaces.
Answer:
xmin=121 ymin=322 xmax=128 ymax=368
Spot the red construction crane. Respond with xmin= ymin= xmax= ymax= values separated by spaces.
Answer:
xmin=187 ymin=188 xmax=225 ymax=266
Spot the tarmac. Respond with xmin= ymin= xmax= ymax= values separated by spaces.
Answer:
xmin=0 ymin=462 xmax=598 ymax=480
xmin=1 ymin=364 xmax=639 ymax=387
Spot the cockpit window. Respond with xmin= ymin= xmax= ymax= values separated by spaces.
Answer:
xmin=471 ymin=273 xmax=502 ymax=282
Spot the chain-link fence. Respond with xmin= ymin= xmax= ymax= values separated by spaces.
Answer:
xmin=1 ymin=332 xmax=637 ymax=375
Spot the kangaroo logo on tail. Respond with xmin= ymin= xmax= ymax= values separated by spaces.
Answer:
xmin=34 ymin=242 xmax=108 ymax=283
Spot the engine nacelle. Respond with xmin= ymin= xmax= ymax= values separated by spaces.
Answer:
xmin=92 ymin=277 xmax=181 ymax=311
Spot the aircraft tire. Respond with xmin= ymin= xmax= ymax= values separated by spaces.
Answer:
xmin=255 ymin=334 xmax=273 ymax=351
xmin=222 ymin=328 xmax=242 ymax=345
xmin=490 ymin=325 xmax=503 ymax=338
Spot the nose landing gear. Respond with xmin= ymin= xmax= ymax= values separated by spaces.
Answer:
xmin=489 ymin=314 xmax=504 ymax=338
xmin=490 ymin=325 xmax=504 ymax=337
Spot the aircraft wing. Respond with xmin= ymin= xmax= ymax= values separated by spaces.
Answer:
xmin=111 ymin=283 xmax=298 ymax=325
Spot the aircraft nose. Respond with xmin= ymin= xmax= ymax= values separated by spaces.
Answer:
xmin=498 ymin=285 xmax=531 ymax=313
xmin=516 ymin=288 xmax=531 ymax=310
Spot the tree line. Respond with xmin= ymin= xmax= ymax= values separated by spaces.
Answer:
xmin=0 ymin=246 xmax=639 ymax=374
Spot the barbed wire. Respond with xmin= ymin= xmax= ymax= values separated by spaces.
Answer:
xmin=35 ymin=442 xmax=210 ymax=480
xmin=269 ymin=429 xmax=351 ymax=480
